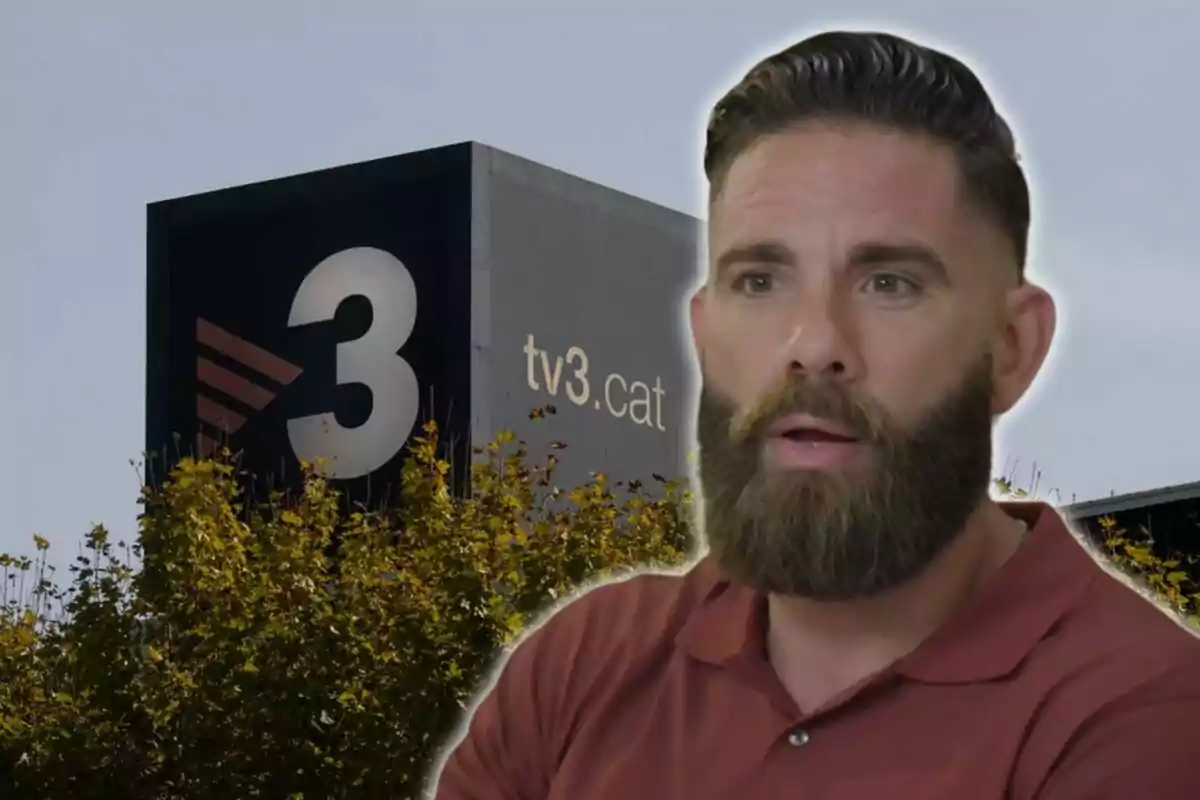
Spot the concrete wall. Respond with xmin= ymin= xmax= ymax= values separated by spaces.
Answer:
xmin=472 ymin=144 xmax=701 ymax=489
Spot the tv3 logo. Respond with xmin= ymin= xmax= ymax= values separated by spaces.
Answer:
xmin=194 ymin=247 xmax=419 ymax=480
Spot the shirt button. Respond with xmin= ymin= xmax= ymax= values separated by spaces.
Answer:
xmin=787 ymin=729 xmax=810 ymax=747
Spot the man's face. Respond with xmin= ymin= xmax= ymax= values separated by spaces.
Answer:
xmin=691 ymin=120 xmax=1022 ymax=600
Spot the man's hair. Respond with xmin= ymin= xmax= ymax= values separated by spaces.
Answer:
xmin=704 ymin=31 xmax=1030 ymax=273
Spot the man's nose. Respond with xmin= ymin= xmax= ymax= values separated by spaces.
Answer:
xmin=779 ymin=292 xmax=859 ymax=381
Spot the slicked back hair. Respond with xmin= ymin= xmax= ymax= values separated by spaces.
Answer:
xmin=705 ymin=31 xmax=1030 ymax=276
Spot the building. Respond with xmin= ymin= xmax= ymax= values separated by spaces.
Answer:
xmin=1065 ymin=481 xmax=1200 ymax=557
xmin=146 ymin=141 xmax=700 ymax=504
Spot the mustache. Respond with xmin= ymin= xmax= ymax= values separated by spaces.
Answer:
xmin=726 ymin=375 xmax=885 ymax=445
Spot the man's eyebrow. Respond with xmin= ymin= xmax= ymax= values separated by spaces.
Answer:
xmin=712 ymin=239 xmax=953 ymax=284
xmin=713 ymin=241 xmax=796 ymax=277
xmin=850 ymin=241 xmax=951 ymax=284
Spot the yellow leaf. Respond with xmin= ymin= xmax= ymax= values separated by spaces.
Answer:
xmin=1122 ymin=545 xmax=1155 ymax=565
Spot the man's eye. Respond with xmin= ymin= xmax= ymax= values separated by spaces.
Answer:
xmin=865 ymin=273 xmax=919 ymax=296
xmin=733 ymin=272 xmax=774 ymax=295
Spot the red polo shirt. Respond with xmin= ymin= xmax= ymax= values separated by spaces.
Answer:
xmin=434 ymin=503 xmax=1200 ymax=798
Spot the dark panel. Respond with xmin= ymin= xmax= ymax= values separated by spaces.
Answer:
xmin=1072 ymin=498 xmax=1200 ymax=558
xmin=146 ymin=143 xmax=474 ymax=507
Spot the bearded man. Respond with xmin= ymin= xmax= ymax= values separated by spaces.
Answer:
xmin=433 ymin=30 xmax=1200 ymax=799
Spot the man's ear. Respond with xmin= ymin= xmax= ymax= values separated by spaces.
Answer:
xmin=992 ymin=282 xmax=1056 ymax=415
xmin=689 ymin=285 xmax=709 ymax=360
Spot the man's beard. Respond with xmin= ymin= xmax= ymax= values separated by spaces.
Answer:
xmin=696 ymin=355 xmax=995 ymax=601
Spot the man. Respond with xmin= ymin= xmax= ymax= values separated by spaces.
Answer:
xmin=432 ymin=30 xmax=1200 ymax=799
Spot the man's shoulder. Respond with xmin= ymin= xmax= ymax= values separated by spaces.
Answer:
xmin=1076 ymin=560 xmax=1200 ymax=659
xmin=437 ymin=560 xmax=732 ymax=797
xmin=1046 ymin=557 xmax=1200 ymax=699
xmin=525 ymin=556 xmax=726 ymax=655
xmin=1015 ymin=563 xmax=1200 ymax=798
xmin=1022 ymin=509 xmax=1200 ymax=678
xmin=497 ymin=556 xmax=733 ymax=695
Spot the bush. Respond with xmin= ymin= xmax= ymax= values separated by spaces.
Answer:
xmin=0 ymin=416 xmax=693 ymax=798
xmin=1 ymin=434 xmax=1194 ymax=797
xmin=1093 ymin=515 xmax=1200 ymax=629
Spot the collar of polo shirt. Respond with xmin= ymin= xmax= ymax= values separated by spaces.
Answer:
xmin=675 ymin=503 xmax=1095 ymax=685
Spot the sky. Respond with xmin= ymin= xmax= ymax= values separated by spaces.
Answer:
xmin=3 ymin=0 xmax=1198 ymax=572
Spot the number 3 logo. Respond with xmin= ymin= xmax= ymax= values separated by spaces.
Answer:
xmin=286 ymin=247 xmax=419 ymax=480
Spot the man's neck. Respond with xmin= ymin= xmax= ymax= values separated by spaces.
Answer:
xmin=765 ymin=500 xmax=1026 ymax=712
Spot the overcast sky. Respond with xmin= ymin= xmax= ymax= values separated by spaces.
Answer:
xmin=3 ymin=0 xmax=1196 ymax=570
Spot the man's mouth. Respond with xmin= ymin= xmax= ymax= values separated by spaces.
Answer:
xmin=779 ymin=427 xmax=857 ymax=443
xmin=768 ymin=415 xmax=860 ymax=443
xmin=763 ymin=415 xmax=864 ymax=469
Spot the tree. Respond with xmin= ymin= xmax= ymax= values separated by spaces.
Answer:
xmin=0 ymin=414 xmax=693 ymax=797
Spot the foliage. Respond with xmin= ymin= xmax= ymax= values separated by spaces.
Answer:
xmin=0 ymin=415 xmax=693 ymax=798
xmin=1092 ymin=514 xmax=1200 ymax=629
xmin=2 ymin=435 xmax=1195 ymax=797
